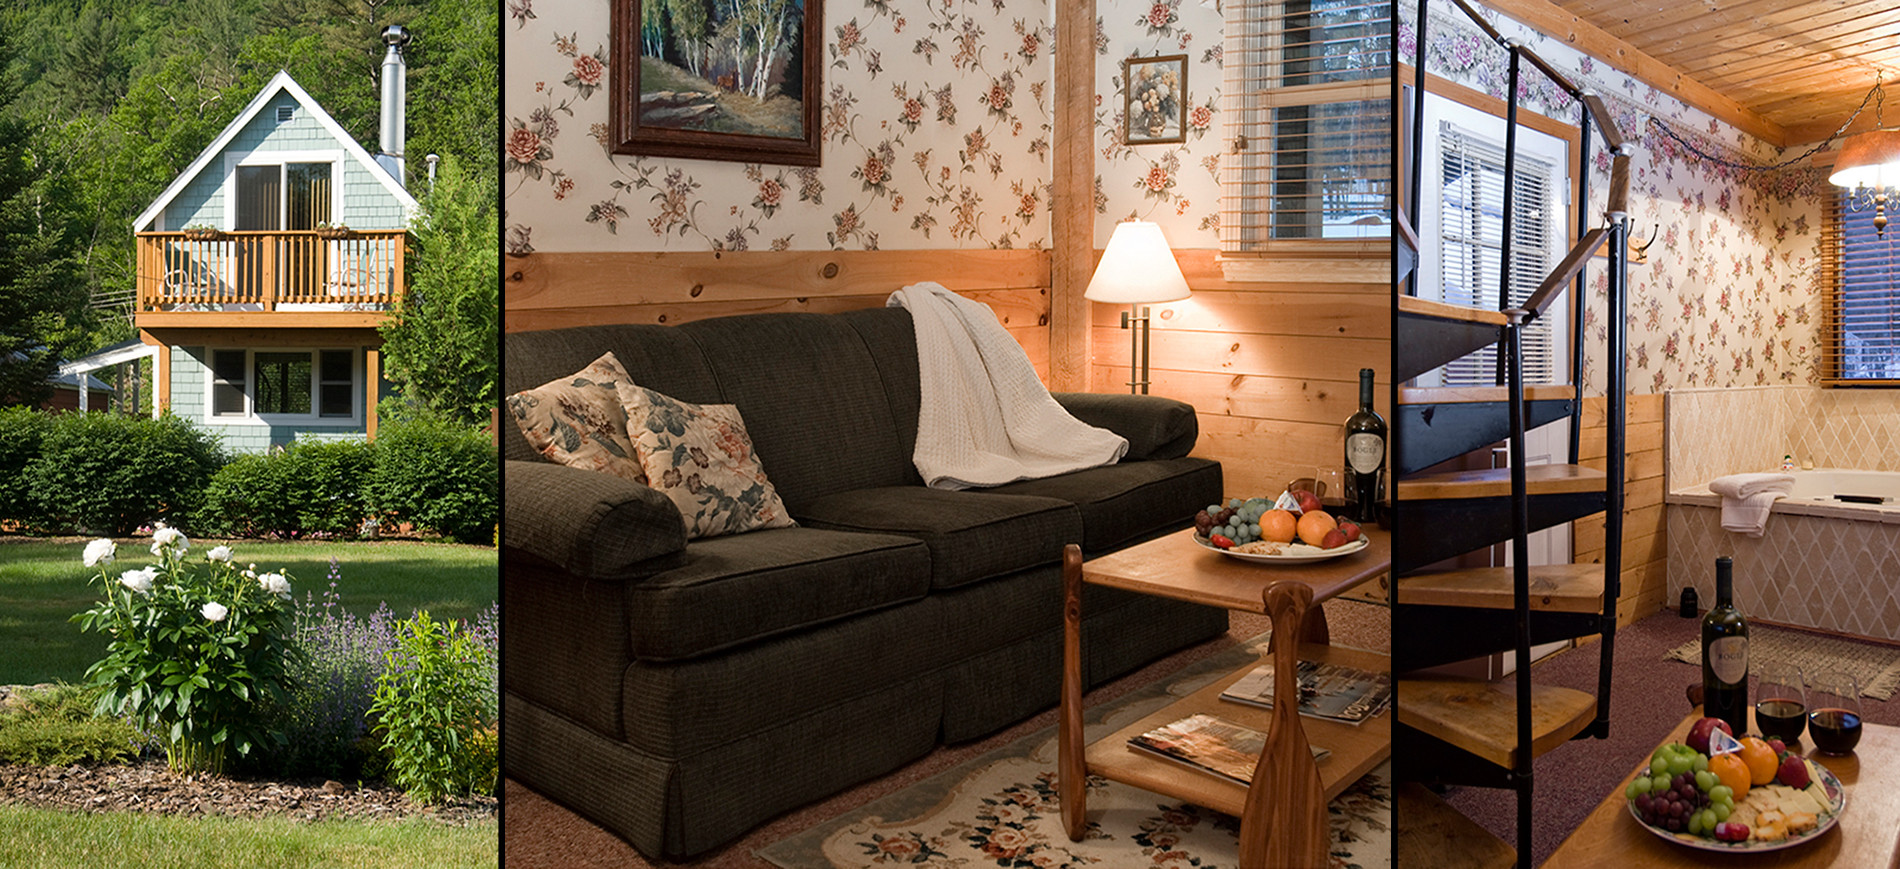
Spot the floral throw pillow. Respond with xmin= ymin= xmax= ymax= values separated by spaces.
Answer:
xmin=619 ymin=384 xmax=795 ymax=539
xmin=505 ymin=352 xmax=646 ymax=485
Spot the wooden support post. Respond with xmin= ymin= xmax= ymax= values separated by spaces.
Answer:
xmin=1058 ymin=543 xmax=1088 ymax=840
xmin=365 ymin=347 xmax=381 ymax=441
xmin=1240 ymin=580 xmax=1325 ymax=869
xmin=1051 ymin=0 xmax=1094 ymax=391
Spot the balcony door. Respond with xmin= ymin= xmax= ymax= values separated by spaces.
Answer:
xmin=234 ymin=161 xmax=333 ymax=302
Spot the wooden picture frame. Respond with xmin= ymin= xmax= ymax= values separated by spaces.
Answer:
xmin=609 ymin=0 xmax=823 ymax=166
xmin=1124 ymin=54 xmax=1188 ymax=146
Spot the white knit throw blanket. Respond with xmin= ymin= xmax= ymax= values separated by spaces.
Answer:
xmin=889 ymin=282 xmax=1127 ymax=490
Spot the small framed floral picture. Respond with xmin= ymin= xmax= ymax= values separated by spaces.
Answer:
xmin=1125 ymin=54 xmax=1188 ymax=146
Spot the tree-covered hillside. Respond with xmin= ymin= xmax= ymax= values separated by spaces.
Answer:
xmin=0 ymin=0 xmax=495 ymax=403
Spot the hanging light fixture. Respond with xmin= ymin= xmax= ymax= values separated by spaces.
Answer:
xmin=1829 ymin=75 xmax=1900 ymax=237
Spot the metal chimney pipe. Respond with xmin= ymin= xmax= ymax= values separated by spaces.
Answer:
xmin=378 ymin=25 xmax=410 ymax=186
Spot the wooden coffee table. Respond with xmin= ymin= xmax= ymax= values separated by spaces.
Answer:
xmin=1058 ymin=528 xmax=1392 ymax=868
xmin=1545 ymin=707 xmax=1900 ymax=867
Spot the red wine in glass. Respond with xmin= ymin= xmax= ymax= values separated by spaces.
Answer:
xmin=1809 ymin=708 xmax=1863 ymax=754
xmin=1756 ymin=697 xmax=1807 ymax=743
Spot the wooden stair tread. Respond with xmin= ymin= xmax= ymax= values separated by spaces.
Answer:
xmin=1399 ymin=294 xmax=1508 ymax=327
xmin=1398 ymin=384 xmax=1576 ymax=405
xmin=1397 ymin=464 xmax=1607 ymax=501
xmin=1395 ymin=783 xmax=1516 ymax=869
xmin=1396 ymin=563 xmax=1605 ymax=613
xmin=1398 ymin=677 xmax=1598 ymax=769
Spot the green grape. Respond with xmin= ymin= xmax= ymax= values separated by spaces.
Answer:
xmin=1666 ymin=753 xmax=1694 ymax=776
xmin=1649 ymin=776 xmax=1672 ymax=795
xmin=1712 ymin=801 xmax=1731 ymax=822
xmin=1626 ymin=777 xmax=1648 ymax=799
xmin=1229 ymin=498 xmax=1243 ymax=509
xmin=1650 ymin=757 xmax=1669 ymax=777
xmin=1709 ymin=784 xmax=1732 ymax=803
xmin=1688 ymin=812 xmax=1705 ymax=836
xmin=1694 ymin=770 xmax=1715 ymax=791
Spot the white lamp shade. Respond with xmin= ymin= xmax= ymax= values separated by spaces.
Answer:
xmin=1829 ymin=130 xmax=1900 ymax=189
xmin=1084 ymin=221 xmax=1192 ymax=304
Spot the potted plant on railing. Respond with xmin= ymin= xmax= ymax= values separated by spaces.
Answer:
xmin=313 ymin=221 xmax=358 ymax=240
xmin=181 ymin=223 xmax=227 ymax=241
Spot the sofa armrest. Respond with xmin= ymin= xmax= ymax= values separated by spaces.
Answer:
xmin=1053 ymin=392 xmax=1199 ymax=461
xmin=504 ymin=460 xmax=687 ymax=579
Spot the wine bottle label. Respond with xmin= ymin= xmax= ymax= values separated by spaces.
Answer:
xmin=1709 ymin=636 xmax=1748 ymax=684
xmin=1346 ymin=433 xmax=1384 ymax=474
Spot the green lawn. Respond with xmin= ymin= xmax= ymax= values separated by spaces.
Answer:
xmin=0 ymin=804 xmax=495 ymax=868
xmin=0 ymin=538 xmax=498 ymax=686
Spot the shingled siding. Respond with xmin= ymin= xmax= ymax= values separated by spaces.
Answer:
xmin=161 ymin=92 xmax=408 ymax=232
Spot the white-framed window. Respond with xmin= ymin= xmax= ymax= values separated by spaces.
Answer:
xmin=1414 ymin=91 xmax=1571 ymax=387
xmin=1222 ymin=0 xmax=1393 ymax=251
xmin=204 ymin=348 xmax=360 ymax=424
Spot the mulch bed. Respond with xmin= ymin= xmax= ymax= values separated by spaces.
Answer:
xmin=0 ymin=759 xmax=496 ymax=826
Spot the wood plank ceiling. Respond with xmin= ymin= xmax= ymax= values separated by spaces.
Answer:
xmin=1550 ymin=0 xmax=1900 ymax=146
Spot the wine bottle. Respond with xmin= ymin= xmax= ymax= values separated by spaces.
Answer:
xmin=1343 ymin=368 xmax=1387 ymax=525
xmin=1702 ymin=556 xmax=1750 ymax=735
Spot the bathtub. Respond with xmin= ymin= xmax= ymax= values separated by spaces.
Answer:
xmin=1666 ymin=469 xmax=1900 ymax=641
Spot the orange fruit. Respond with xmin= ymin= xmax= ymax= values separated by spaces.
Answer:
xmin=1738 ymin=736 xmax=1778 ymax=785
xmin=1260 ymin=510 xmax=1297 ymax=543
xmin=1709 ymin=753 xmax=1751 ymax=800
xmin=1296 ymin=510 xmax=1337 ymax=546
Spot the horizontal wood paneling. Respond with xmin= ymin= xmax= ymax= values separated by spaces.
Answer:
xmin=1098 ymin=250 xmax=1390 ymax=503
xmin=503 ymin=249 xmax=1053 ymax=376
xmin=1573 ymin=393 xmax=1668 ymax=626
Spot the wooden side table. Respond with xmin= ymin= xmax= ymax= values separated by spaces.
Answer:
xmin=1058 ymin=529 xmax=1393 ymax=869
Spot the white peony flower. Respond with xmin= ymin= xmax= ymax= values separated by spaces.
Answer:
xmin=151 ymin=526 xmax=189 ymax=556
xmin=83 ymin=539 xmax=117 ymax=567
xmin=258 ymin=572 xmax=292 ymax=601
xmin=206 ymin=545 xmax=233 ymax=563
xmin=201 ymin=602 xmax=229 ymax=622
xmin=118 ymin=568 xmax=156 ymax=596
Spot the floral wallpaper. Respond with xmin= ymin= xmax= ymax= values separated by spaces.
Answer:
xmin=1401 ymin=0 xmax=1831 ymax=397
xmin=1092 ymin=0 xmax=1225 ymax=248
xmin=504 ymin=0 xmax=1055 ymax=253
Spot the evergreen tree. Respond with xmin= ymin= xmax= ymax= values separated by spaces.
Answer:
xmin=0 ymin=36 xmax=88 ymax=407
xmin=379 ymin=155 xmax=496 ymax=427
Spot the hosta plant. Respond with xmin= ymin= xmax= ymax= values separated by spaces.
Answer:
xmin=71 ymin=528 xmax=303 ymax=774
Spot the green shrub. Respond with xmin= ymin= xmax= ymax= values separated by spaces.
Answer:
xmin=367 ymin=416 xmax=495 ymax=544
xmin=25 ymin=412 xmax=222 ymax=536
xmin=0 ymin=407 xmax=51 ymax=526
xmin=0 ymin=682 xmax=145 ymax=766
xmin=368 ymin=611 xmax=495 ymax=802
xmin=202 ymin=439 xmax=373 ymax=538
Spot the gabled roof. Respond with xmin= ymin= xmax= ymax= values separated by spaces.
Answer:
xmin=133 ymin=70 xmax=419 ymax=232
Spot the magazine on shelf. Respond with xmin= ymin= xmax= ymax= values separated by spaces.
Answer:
xmin=1218 ymin=660 xmax=1392 ymax=725
xmin=1126 ymin=713 xmax=1329 ymax=787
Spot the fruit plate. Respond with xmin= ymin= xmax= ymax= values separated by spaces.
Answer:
xmin=1191 ymin=533 xmax=1370 ymax=564
xmin=1624 ymin=763 xmax=1847 ymax=853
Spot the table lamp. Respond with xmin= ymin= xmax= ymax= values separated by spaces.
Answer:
xmin=1085 ymin=220 xmax=1191 ymax=394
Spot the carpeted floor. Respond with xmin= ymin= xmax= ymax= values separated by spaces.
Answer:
xmin=1444 ymin=611 xmax=1900 ymax=868
xmin=503 ymin=598 xmax=1393 ymax=869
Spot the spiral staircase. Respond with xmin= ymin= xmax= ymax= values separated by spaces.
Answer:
xmin=1391 ymin=0 xmax=1631 ymax=865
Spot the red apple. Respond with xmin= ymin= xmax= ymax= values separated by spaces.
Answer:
xmin=1293 ymin=489 xmax=1324 ymax=514
xmin=1687 ymin=716 xmax=1733 ymax=755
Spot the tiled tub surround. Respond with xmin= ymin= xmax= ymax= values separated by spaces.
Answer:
xmin=1666 ymin=498 xmax=1900 ymax=641
xmin=1664 ymin=386 xmax=1900 ymax=637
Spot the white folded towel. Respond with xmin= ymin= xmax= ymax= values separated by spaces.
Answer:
xmin=1709 ymin=473 xmax=1794 ymax=538
xmin=1709 ymin=473 xmax=1795 ymax=500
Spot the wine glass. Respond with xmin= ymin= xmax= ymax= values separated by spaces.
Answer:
xmin=1315 ymin=467 xmax=1345 ymax=511
xmin=1807 ymin=672 xmax=1864 ymax=755
xmin=1754 ymin=662 xmax=1806 ymax=745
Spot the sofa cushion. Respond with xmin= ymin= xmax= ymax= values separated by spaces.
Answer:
xmin=678 ymin=314 xmax=916 ymax=512
xmin=627 ymin=527 xmax=929 ymax=661
xmin=982 ymin=456 xmax=1222 ymax=553
xmin=621 ymin=385 xmax=795 ymax=540
xmin=796 ymin=487 xmax=1081 ymax=590
xmin=506 ymin=351 xmax=647 ymax=485
xmin=503 ymin=323 xmax=725 ymax=464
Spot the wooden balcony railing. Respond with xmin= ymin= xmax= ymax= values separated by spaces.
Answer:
xmin=136 ymin=230 xmax=407 ymax=312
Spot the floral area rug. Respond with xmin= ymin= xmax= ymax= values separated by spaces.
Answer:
xmin=756 ymin=633 xmax=1391 ymax=869
xmin=1663 ymin=624 xmax=1900 ymax=701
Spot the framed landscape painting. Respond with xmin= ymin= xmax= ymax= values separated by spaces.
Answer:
xmin=610 ymin=0 xmax=823 ymax=166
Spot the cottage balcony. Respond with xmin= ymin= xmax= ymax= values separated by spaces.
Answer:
xmin=135 ymin=229 xmax=406 ymax=329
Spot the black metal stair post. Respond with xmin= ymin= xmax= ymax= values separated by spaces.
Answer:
xmin=1407 ymin=0 xmax=1429 ymax=302
xmin=1596 ymin=166 xmax=1632 ymax=737
xmin=1568 ymin=100 xmax=1592 ymax=467
xmin=1501 ymin=42 xmax=1534 ymax=868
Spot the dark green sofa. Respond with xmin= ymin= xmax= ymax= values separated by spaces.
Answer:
xmin=502 ymin=307 xmax=1226 ymax=859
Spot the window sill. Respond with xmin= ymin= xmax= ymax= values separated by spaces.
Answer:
xmin=1217 ymin=242 xmax=1390 ymax=285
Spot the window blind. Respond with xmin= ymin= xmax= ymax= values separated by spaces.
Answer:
xmin=1435 ymin=121 xmax=1559 ymax=386
xmin=1820 ymin=190 xmax=1900 ymax=385
xmin=1221 ymin=0 xmax=1392 ymax=253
